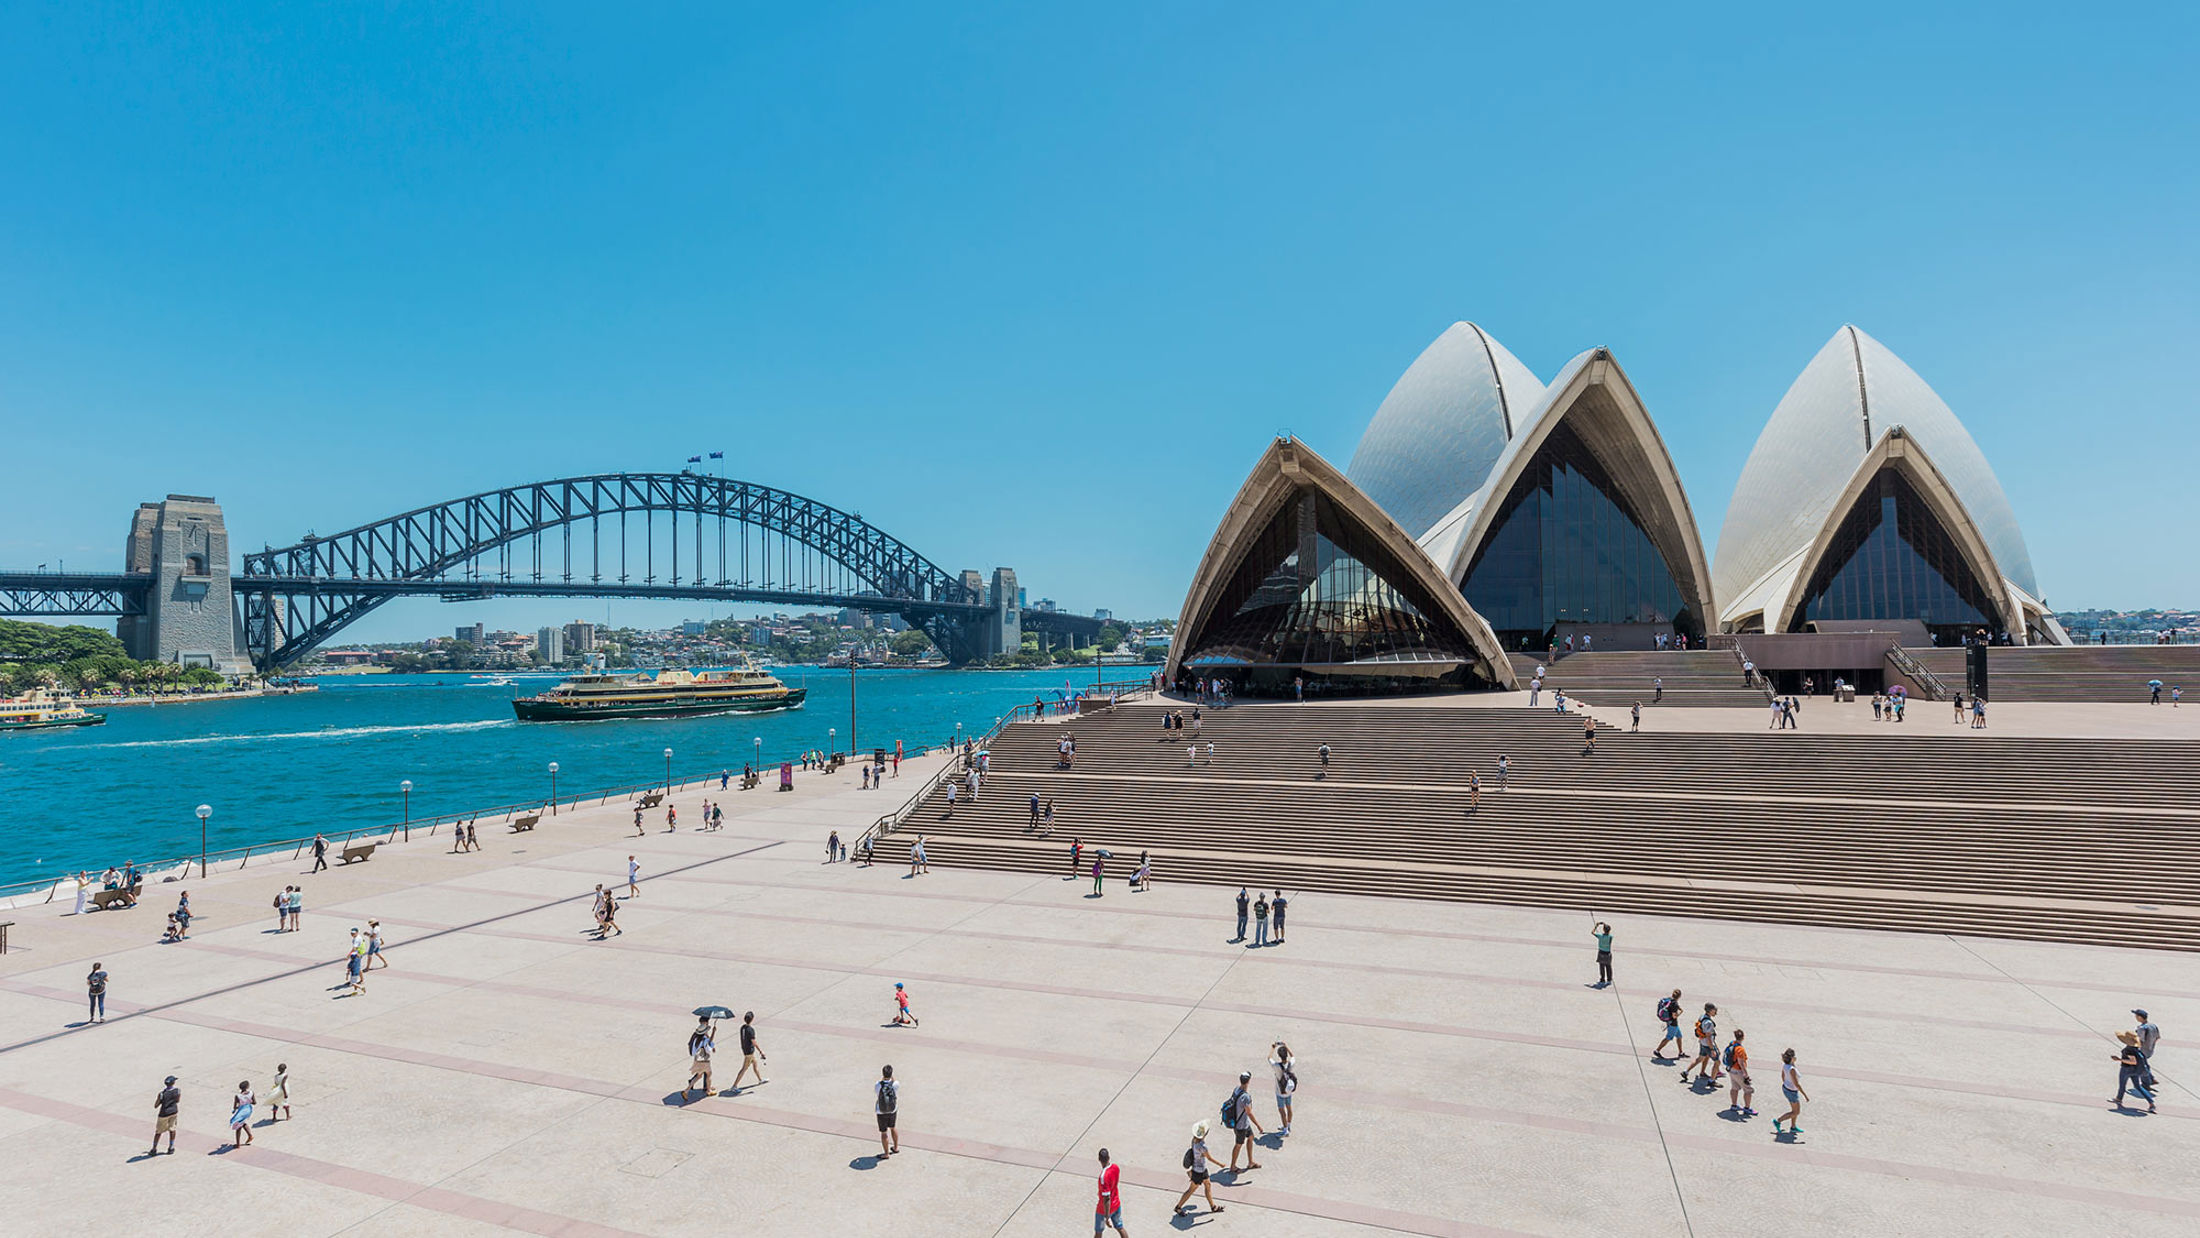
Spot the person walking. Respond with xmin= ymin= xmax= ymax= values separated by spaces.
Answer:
xmin=827 ymin=830 xmax=841 ymax=863
xmin=266 ymin=1063 xmax=291 ymax=1121
xmin=1174 ymin=1121 xmax=1227 ymax=1216
xmin=944 ymin=777 xmax=958 ymax=816
xmin=633 ymin=805 xmax=646 ymax=836
xmin=1725 ymin=1029 xmax=1756 ymax=1117
xmin=1653 ymin=676 xmax=1663 ymax=703
xmin=1680 ymin=1004 xmax=1721 ymax=1083
xmin=1251 ymin=891 xmax=1271 ymax=947
xmin=1234 ymin=886 xmax=1249 ymax=943
xmin=1497 ymin=754 xmax=1509 ymax=792
xmin=1094 ymin=1148 xmax=1128 ymax=1237
xmin=1631 ymin=701 xmax=1642 ymax=731
xmin=1583 ymin=714 xmax=1596 ymax=753
xmin=874 ymin=1065 xmax=900 ymax=1158
xmin=2133 ymin=1009 xmax=2160 ymax=1059
xmin=1271 ymin=890 xmax=1288 ymax=944
xmin=228 ymin=1080 xmax=256 ymax=1147
xmin=729 ymin=1011 xmax=767 ymax=1093
xmin=1224 ymin=1070 xmax=1265 ymax=1171
xmin=1652 ymin=989 xmax=1685 ymax=1059
xmin=892 ymin=981 xmax=919 ymax=1027
xmin=1591 ymin=922 xmax=1614 ymax=988
xmin=1316 ymin=742 xmax=1330 ymax=779
xmin=348 ymin=927 xmax=369 ymax=996
xmin=1772 ymin=1049 xmax=1810 ymax=1135
xmin=149 ymin=1075 xmax=182 ymax=1155
xmin=627 ymin=855 xmax=641 ymax=899
xmin=1270 ymin=1041 xmax=1297 ymax=1135
xmin=1467 ymin=771 xmax=1481 ymax=814
xmin=86 ymin=962 xmax=108 ymax=1024
xmin=684 ymin=1018 xmax=715 ymax=1102
xmin=1069 ymin=837 xmax=1083 ymax=881
xmin=365 ymin=920 xmax=388 ymax=971
xmin=311 ymin=833 xmax=329 ymax=873
xmin=2113 ymin=1031 xmax=2157 ymax=1112
xmin=174 ymin=890 xmax=192 ymax=938
xmin=911 ymin=835 xmax=930 ymax=875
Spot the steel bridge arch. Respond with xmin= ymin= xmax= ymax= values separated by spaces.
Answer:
xmin=237 ymin=473 xmax=982 ymax=669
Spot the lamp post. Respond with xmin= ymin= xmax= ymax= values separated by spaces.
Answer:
xmin=664 ymin=747 xmax=674 ymax=792
xmin=400 ymin=779 xmax=412 ymax=840
xmin=195 ymin=804 xmax=211 ymax=877
xmin=752 ymin=736 xmax=762 ymax=774
xmin=829 ymin=726 xmax=837 ymax=761
xmin=548 ymin=761 xmax=559 ymax=814
xmin=955 ymin=720 xmax=962 ymax=754
xmin=849 ymin=655 xmax=858 ymax=754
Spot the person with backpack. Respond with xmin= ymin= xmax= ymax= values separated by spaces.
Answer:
xmin=874 ymin=1065 xmax=900 ymax=1157
xmin=1591 ymin=922 xmax=1614 ymax=988
xmin=1652 ymin=990 xmax=1685 ymax=1060
xmin=1173 ymin=1121 xmax=1227 ymax=1217
xmin=1270 ymin=1042 xmax=1297 ymax=1135
xmin=1094 ymin=1148 xmax=1128 ymax=1236
xmin=1772 ymin=1049 xmax=1809 ymax=1135
xmin=1724 ymin=1029 xmax=1755 ymax=1117
xmin=1251 ymin=892 xmax=1271 ymax=948
xmin=1679 ymin=1003 xmax=1721 ymax=1084
xmin=2113 ymin=1031 xmax=2157 ymax=1113
xmin=1224 ymin=1070 xmax=1264 ymax=1171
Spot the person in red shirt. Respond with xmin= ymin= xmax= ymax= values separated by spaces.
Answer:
xmin=1095 ymin=1148 xmax=1127 ymax=1236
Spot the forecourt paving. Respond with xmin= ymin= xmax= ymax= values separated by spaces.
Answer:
xmin=1 ymin=749 xmax=2197 ymax=1236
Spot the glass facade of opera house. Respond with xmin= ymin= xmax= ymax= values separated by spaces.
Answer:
xmin=1789 ymin=469 xmax=1999 ymax=644
xmin=1457 ymin=421 xmax=1694 ymax=649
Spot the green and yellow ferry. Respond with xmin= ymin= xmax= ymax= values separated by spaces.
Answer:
xmin=0 ymin=690 xmax=108 ymax=731
xmin=512 ymin=662 xmax=806 ymax=722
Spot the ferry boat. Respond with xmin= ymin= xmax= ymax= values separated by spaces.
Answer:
xmin=0 ymin=690 xmax=108 ymax=731
xmin=512 ymin=662 xmax=806 ymax=722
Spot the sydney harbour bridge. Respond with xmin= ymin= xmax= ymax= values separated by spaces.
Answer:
xmin=0 ymin=473 xmax=1099 ymax=670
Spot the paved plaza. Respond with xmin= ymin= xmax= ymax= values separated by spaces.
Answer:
xmin=2 ymin=749 xmax=2196 ymax=1236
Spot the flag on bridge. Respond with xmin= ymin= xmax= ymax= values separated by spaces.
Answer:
xmin=686 ymin=455 xmax=702 ymax=463
xmin=708 ymin=451 xmax=724 ymax=459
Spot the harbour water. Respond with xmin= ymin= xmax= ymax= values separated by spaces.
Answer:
xmin=0 ymin=666 xmax=1118 ymax=885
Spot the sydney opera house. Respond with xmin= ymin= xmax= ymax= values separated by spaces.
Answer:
xmin=1169 ymin=323 xmax=2064 ymax=693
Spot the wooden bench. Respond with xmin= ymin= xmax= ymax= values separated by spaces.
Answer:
xmin=339 ymin=842 xmax=378 ymax=865
xmin=510 ymin=812 xmax=541 ymax=833
xmin=741 ymin=772 xmax=760 ymax=790
xmin=88 ymin=886 xmax=141 ymax=911
xmin=638 ymin=792 xmax=665 ymax=809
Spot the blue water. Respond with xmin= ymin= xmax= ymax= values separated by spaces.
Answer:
xmin=0 ymin=667 xmax=1110 ymax=884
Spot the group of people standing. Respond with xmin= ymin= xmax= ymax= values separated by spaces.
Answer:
xmin=1232 ymin=885 xmax=1289 ymax=946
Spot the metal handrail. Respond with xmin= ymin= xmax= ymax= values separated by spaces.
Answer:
xmin=1886 ymin=645 xmax=1951 ymax=701
xmin=1726 ymin=642 xmax=1777 ymax=703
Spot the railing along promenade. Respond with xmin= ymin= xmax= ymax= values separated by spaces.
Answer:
xmin=0 ymin=677 xmax=1161 ymax=908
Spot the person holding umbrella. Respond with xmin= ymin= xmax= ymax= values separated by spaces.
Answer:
xmin=1092 ymin=849 xmax=1110 ymax=897
xmin=2150 ymin=678 xmax=2165 ymax=705
xmin=685 ymin=1009 xmax=731 ymax=1102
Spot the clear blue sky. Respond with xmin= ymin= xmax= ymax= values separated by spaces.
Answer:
xmin=3 ymin=3 xmax=2193 ymax=640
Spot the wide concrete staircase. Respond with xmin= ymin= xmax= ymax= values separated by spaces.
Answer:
xmin=1908 ymin=645 xmax=2200 ymax=703
xmin=1507 ymin=649 xmax=1769 ymax=708
xmin=879 ymin=699 xmax=2200 ymax=951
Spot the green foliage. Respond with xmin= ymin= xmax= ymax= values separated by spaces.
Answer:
xmin=0 ymin=619 xmax=127 ymax=664
xmin=889 ymin=629 xmax=937 ymax=657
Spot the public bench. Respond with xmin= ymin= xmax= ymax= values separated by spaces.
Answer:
xmin=741 ymin=772 xmax=760 ymax=790
xmin=510 ymin=812 xmax=541 ymax=833
xmin=638 ymin=791 xmax=665 ymax=809
xmin=339 ymin=841 xmax=378 ymax=865
xmin=89 ymin=885 xmax=141 ymax=911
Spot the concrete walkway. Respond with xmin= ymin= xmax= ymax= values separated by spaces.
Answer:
xmin=1 ymin=747 xmax=2196 ymax=1235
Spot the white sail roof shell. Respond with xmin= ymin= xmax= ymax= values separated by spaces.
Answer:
xmin=1715 ymin=326 xmax=2039 ymax=613
xmin=1346 ymin=323 xmax=1545 ymax=542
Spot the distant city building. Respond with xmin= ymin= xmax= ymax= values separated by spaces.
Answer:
xmin=456 ymin=623 xmax=485 ymax=644
xmin=681 ymin=620 xmax=708 ymax=636
xmin=537 ymin=626 xmax=564 ymax=662
xmin=1093 ymin=608 xmax=1112 ymax=621
xmin=562 ymin=621 xmax=597 ymax=653
xmin=321 ymin=649 xmax=375 ymax=666
xmin=1033 ymin=598 xmax=1058 ymax=614
xmin=1018 ymin=587 xmax=1028 ymax=609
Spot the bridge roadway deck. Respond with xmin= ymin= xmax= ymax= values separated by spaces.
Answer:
xmin=0 ymin=746 xmax=2195 ymax=1235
